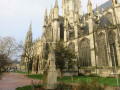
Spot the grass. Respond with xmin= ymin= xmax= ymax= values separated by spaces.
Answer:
xmin=16 ymin=85 xmax=31 ymax=90
xmin=58 ymin=76 xmax=120 ymax=87
xmin=27 ymin=74 xmax=120 ymax=87
xmin=16 ymin=85 xmax=42 ymax=90
xmin=27 ymin=74 xmax=43 ymax=80
xmin=14 ymin=71 xmax=32 ymax=74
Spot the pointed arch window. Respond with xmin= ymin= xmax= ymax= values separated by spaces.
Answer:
xmin=97 ymin=32 xmax=108 ymax=67
xmin=108 ymin=30 xmax=118 ymax=66
xmin=78 ymin=38 xmax=91 ymax=67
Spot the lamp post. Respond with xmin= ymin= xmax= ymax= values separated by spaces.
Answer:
xmin=112 ymin=45 xmax=119 ymax=90
xmin=113 ymin=6 xmax=120 ymax=88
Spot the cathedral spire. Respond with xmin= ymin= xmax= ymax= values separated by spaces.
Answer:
xmin=26 ymin=22 xmax=33 ymax=45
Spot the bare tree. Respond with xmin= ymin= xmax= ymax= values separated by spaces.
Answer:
xmin=0 ymin=37 xmax=18 ymax=58
xmin=0 ymin=37 xmax=20 ymax=72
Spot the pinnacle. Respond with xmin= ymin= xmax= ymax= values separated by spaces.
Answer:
xmin=45 ymin=8 xmax=47 ymax=17
xmin=96 ymin=4 xmax=98 ymax=12
xmin=75 ymin=2 xmax=78 ymax=13
xmin=83 ymin=12 xmax=85 ymax=16
xmin=49 ymin=5 xmax=53 ymax=17
xmin=55 ymin=0 xmax=58 ymax=7
xmin=78 ymin=0 xmax=81 ymax=6
xmin=62 ymin=0 xmax=64 ymax=6
xmin=88 ymin=0 xmax=90 ymax=3
xmin=88 ymin=0 xmax=92 ymax=5
xmin=29 ymin=22 xmax=32 ymax=32
xmin=51 ymin=5 xmax=53 ymax=11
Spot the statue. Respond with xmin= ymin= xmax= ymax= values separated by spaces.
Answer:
xmin=43 ymin=49 xmax=57 ymax=89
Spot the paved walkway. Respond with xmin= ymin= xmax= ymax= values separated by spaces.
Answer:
xmin=0 ymin=73 xmax=40 ymax=90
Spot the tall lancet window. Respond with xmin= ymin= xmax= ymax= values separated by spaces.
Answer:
xmin=108 ymin=30 xmax=118 ymax=66
xmin=97 ymin=32 xmax=108 ymax=67
xmin=79 ymin=38 xmax=91 ymax=67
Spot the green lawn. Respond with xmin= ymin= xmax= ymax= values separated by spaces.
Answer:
xmin=15 ymin=71 xmax=31 ymax=74
xmin=27 ymin=74 xmax=120 ymax=87
xmin=27 ymin=74 xmax=43 ymax=80
xmin=16 ymin=85 xmax=31 ymax=90
xmin=16 ymin=85 xmax=42 ymax=90
xmin=58 ymin=76 xmax=120 ymax=87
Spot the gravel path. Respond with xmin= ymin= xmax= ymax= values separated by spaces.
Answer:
xmin=0 ymin=73 xmax=40 ymax=90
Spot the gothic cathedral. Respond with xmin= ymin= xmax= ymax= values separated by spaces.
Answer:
xmin=20 ymin=0 xmax=120 ymax=77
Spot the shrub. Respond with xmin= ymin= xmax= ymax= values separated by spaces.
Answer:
xmin=56 ymin=82 xmax=73 ymax=90
xmin=16 ymin=85 xmax=42 ymax=90
xmin=76 ymin=79 xmax=105 ymax=90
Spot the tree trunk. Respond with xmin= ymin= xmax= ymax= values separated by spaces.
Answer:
xmin=27 ymin=69 xmax=29 ymax=76
xmin=27 ymin=59 xmax=30 ymax=76
xmin=78 ymin=69 xmax=79 ymax=76
xmin=27 ymin=64 xmax=29 ymax=76
xmin=59 ymin=70 xmax=62 ymax=78
xmin=77 ymin=65 xmax=80 ymax=76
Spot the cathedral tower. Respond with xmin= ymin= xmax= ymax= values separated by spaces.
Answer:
xmin=21 ymin=22 xmax=33 ymax=71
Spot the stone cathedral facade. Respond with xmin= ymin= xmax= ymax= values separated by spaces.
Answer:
xmin=20 ymin=0 xmax=120 ymax=77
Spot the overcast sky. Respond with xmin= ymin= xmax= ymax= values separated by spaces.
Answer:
xmin=0 ymin=0 xmax=119 ymax=42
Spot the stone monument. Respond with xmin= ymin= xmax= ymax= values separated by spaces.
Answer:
xmin=43 ymin=49 xmax=57 ymax=89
